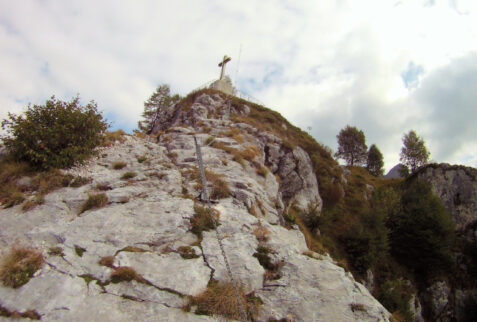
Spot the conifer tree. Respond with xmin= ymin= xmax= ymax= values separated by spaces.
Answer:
xmin=399 ymin=130 xmax=430 ymax=173
xmin=334 ymin=125 xmax=367 ymax=166
xmin=138 ymin=84 xmax=180 ymax=134
xmin=366 ymin=144 xmax=384 ymax=176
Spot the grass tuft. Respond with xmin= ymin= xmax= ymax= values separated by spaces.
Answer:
xmin=190 ymin=204 xmax=219 ymax=238
xmin=48 ymin=246 xmax=64 ymax=257
xmin=0 ymin=247 xmax=44 ymax=288
xmin=187 ymin=281 xmax=259 ymax=320
xmin=110 ymin=266 xmax=143 ymax=283
xmin=80 ymin=193 xmax=108 ymax=214
xmin=112 ymin=161 xmax=127 ymax=170
xmin=120 ymin=171 xmax=137 ymax=180
xmin=98 ymin=256 xmax=115 ymax=268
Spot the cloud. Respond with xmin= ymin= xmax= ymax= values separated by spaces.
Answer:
xmin=412 ymin=52 xmax=477 ymax=166
xmin=1 ymin=1 xmax=477 ymax=171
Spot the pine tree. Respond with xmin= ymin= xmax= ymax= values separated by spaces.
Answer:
xmin=334 ymin=125 xmax=368 ymax=166
xmin=399 ymin=130 xmax=430 ymax=173
xmin=138 ymin=84 xmax=180 ymax=134
xmin=366 ymin=144 xmax=384 ymax=176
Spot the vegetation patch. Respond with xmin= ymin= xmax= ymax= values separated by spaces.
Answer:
xmin=0 ymin=305 xmax=40 ymax=320
xmin=137 ymin=155 xmax=148 ymax=163
xmin=256 ymin=165 xmax=268 ymax=177
xmin=114 ymin=246 xmax=147 ymax=255
xmin=98 ymin=256 xmax=116 ymax=268
xmin=190 ymin=204 xmax=219 ymax=238
xmin=110 ymin=266 xmax=144 ymax=284
xmin=186 ymin=281 xmax=260 ymax=320
xmin=253 ymin=246 xmax=283 ymax=280
xmin=80 ymin=193 xmax=108 ymax=214
xmin=1 ymin=96 xmax=108 ymax=169
xmin=121 ymin=171 xmax=137 ymax=180
xmin=0 ymin=247 xmax=44 ymax=288
xmin=350 ymin=303 xmax=367 ymax=312
xmin=177 ymin=246 xmax=200 ymax=259
xmin=253 ymin=221 xmax=270 ymax=243
xmin=48 ymin=246 xmax=64 ymax=257
xmin=112 ymin=161 xmax=127 ymax=170
xmin=103 ymin=129 xmax=127 ymax=146
xmin=74 ymin=245 xmax=86 ymax=257
xmin=184 ymin=167 xmax=231 ymax=199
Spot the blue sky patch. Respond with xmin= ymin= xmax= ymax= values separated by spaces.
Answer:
xmin=401 ymin=61 xmax=424 ymax=89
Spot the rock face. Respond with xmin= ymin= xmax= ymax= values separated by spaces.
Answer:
xmin=415 ymin=163 xmax=477 ymax=230
xmin=0 ymin=93 xmax=389 ymax=321
xmin=384 ymin=163 xmax=407 ymax=179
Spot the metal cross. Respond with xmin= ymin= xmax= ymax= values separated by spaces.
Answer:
xmin=218 ymin=55 xmax=231 ymax=80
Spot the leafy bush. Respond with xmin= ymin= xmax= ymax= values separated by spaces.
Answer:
xmin=1 ymin=96 xmax=108 ymax=169
xmin=0 ymin=247 xmax=44 ymax=288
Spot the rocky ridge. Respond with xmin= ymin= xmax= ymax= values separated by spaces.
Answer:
xmin=0 ymin=92 xmax=390 ymax=321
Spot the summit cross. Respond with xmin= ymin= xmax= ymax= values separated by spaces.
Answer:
xmin=218 ymin=55 xmax=231 ymax=80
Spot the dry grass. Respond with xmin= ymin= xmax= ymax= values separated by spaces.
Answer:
xmin=80 ymin=193 xmax=108 ymax=214
xmin=103 ymin=129 xmax=127 ymax=146
xmin=253 ymin=221 xmax=270 ymax=243
xmin=110 ymin=266 xmax=144 ymax=283
xmin=177 ymin=246 xmax=200 ymax=259
xmin=0 ymin=305 xmax=40 ymax=320
xmin=98 ymin=256 xmax=115 ymax=268
xmin=120 ymin=171 xmax=137 ymax=180
xmin=48 ymin=246 xmax=64 ymax=257
xmin=112 ymin=161 xmax=127 ymax=170
xmin=184 ymin=167 xmax=231 ymax=200
xmin=190 ymin=204 xmax=219 ymax=238
xmin=256 ymin=165 xmax=268 ymax=177
xmin=187 ymin=281 xmax=260 ymax=320
xmin=0 ymin=247 xmax=44 ymax=288
xmin=219 ymin=128 xmax=245 ymax=144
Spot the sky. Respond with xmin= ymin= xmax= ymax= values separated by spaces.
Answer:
xmin=1 ymin=0 xmax=476 ymax=172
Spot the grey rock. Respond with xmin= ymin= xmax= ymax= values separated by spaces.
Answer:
xmin=256 ymin=255 xmax=390 ymax=322
xmin=416 ymin=163 xmax=477 ymax=230
xmin=114 ymin=252 xmax=211 ymax=296
xmin=0 ymin=93 xmax=390 ymax=322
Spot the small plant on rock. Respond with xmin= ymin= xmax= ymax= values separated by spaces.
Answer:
xmin=80 ymin=193 xmax=108 ymax=214
xmin=190 ymin=204 xmax=219 ymax=238
xmin=98 ymin=256 xmax=115 ymax=268
xmin=0 ymin=247 xmax=44 ymax=288
xmin=120 ymin=171 xmax=137 ymax=180
xmin=48 ymin=246 xmax=64 ymax=257
xmin=112 ymin=161 xmax=127 ymax=170
xmin=186 ymin=281 xmax=259 ymax=320
xmin=253 ymin=221 xmax=270 ymax=243
xmin=177 ymin=246 xmax=200 ymax=259
xmin=110 ymin=266 xmax=143 ymax=283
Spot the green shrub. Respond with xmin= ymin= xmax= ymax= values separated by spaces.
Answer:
xmin=377 ymin=278 xmax=414 ymax=321
xmin=1 ymin=96 xmax=108 ymax=169
xmin=0 ymin=247 xmax=44 ymax=288
xmin=80 ymin=193 xmax=108 ymax=214
xmin=389 ymin=180 xmax=454 ymax=278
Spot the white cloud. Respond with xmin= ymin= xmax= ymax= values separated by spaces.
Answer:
xmin=1 ymin=0 xmax=476 ymax=171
